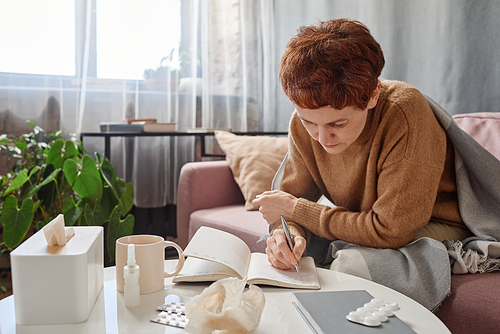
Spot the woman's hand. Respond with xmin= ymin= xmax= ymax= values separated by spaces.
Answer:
xmin=253 ymin=190 xmax=304 ymax=269
xmin=266 ymin=229 xmax=306 ymax=270
xmin=251 ymin=190 xmax=298 ymax=225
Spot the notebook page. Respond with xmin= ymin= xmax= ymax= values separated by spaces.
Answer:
xmin=174 ymin=256 xmax=241 ymax=281
xmin=247 ymin=253 xmax=320 ymax=288
xmin=182 ymin=227 xmax=252 ymax=278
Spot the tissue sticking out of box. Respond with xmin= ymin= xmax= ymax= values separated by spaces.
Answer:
xmin=43 ymin=214 xmax=75 ymax=246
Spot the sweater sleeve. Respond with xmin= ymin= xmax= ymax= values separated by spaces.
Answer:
xmin=279 ymin=112 xmax=324 ymax=205
xmin=284 ymin=89 xmax=448 ymax=249
xmin=272 ymin=112 xmax=324 ymax=242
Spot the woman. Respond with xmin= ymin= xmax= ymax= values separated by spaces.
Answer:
xmin=252 ymin=18 xmax=471 ymax=271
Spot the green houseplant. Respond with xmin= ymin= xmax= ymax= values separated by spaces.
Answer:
xmin=0 ymin=123 xmax=135 ymax=265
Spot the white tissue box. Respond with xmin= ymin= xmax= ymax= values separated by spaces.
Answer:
xmin=10 ymin=226 xmax=104 ymax=325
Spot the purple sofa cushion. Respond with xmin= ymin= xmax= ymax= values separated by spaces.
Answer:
xmin=189 ymin=205 xmax=269 ymax=253
xmin=453 ymin=112 xmax=500 ymax=160
xmin=435 ymin=271 xmax=500 ymax=334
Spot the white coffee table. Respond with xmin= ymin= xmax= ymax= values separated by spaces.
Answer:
xmin=0 ymin=260 xmax=450 ymax=333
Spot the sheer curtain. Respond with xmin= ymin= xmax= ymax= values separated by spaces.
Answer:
xmin=180 ymin=0 xmax=276 ymax=132
xmin=73 ymin=0 xmax=191 ymax=208
xmin=0 ymin=0 xmax=277 ymax=208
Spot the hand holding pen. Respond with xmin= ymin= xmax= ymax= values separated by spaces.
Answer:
xmin=280 ymin=215 xmax=301 ymax=274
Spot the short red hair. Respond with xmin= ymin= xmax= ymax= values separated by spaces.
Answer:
xmin=280 ymin=19 xmax=385 ymax=110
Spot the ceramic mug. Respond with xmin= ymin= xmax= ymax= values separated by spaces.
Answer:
xmin=115 ymin=235 xmax=184 ymax=294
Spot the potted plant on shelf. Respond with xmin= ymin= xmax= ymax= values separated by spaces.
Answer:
xmin=143 ymin=48 xmax=181 ymax=91
xmin=0 ymin=122 xmax=135 ymax=272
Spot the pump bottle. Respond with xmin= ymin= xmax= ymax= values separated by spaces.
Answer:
xmin=124 ymin=243 xmax=140 ymax=307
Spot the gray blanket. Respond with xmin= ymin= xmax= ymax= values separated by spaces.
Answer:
xmin=273 ymin=96 xmax=500 ymax=311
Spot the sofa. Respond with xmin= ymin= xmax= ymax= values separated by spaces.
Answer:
xmin=176 ymin=130 xmax=288 ymax=253
xmin=176 ymin=112 xmax=500 ymax=334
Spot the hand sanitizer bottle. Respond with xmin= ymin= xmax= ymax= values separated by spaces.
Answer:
xmin=124 ymin=243 xmax=140 ymax=307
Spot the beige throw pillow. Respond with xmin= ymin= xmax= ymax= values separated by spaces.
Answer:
xmin=214 ymin=131 xmax=288 ymax=210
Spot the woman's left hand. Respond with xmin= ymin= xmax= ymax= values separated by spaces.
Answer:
xmin=252 ymin=190 xmax=298 ymax=225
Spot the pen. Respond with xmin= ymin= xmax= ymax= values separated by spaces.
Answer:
xmin=280 ymin=214 xmax=301 ymax=274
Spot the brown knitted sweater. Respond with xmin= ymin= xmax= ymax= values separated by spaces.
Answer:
xmin=281 ymin=80 xmax=464 ymax=249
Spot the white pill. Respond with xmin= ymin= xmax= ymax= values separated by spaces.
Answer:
xmin=356 ymin=307 xmax=371 ymax=315
xmin=373 ymin=310 xmax=388 ymax=322
xmin=364 ymin=304 xmax=378 ymax=312
xmin=380 ymin=305 xmax=394 ymax=316
xmin=348 ymin=311 xmax=364 ymax=321
xmin=388 ymin=302 xmax=400 ymax=311
xmin=364 ymin=315 xmax=380 ymax=326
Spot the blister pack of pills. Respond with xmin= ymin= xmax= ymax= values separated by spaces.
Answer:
xmin=346 ymin=298 xmax=400 ymax=327
xmin=150 ymin=301 xmax=188 ymax=328
xmin=151 ymin=311 xmax=189 ymax=328
xmin=156 ymin=301 xmax=186 ymax=315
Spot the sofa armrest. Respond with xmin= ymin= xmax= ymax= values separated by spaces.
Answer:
xmin=176 ymin=160 xmax=245 ymax=248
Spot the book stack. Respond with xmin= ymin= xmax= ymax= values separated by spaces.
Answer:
xmin=100 ymin=118 xmax=176 ymax=132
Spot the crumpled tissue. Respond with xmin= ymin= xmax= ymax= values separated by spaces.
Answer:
xmin=184 ymin=277 xmax=266 ymax=334
xmin=43 ymin=213 xmax=75 ymax=246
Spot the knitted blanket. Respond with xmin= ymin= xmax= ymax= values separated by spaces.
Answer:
xmin=273 ymin=96 xmax=500 ymax=311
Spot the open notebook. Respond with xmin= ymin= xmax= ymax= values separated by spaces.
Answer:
xmin=173 ymin=226 xmax=320 ymax=289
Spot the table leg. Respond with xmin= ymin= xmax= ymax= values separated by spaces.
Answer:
xmin=105 ymin=135 xmax=111 ymax=160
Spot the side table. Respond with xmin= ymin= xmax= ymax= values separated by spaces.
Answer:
xmin=0 ymin=260 xmax=451 ymax=334
xmin=80 ymin=131 xmax=288 ymax=160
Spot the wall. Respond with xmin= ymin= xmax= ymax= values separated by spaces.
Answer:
xmin=274 ymin=0 xmax=500 ymax=130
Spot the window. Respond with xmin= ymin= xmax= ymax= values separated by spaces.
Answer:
xmin=96 ymin=0 xmax=181 ymax=80
xmin=0 ymin=0 xmax=75 ymax=76
xmin=0 ymin=0 xmax=180 ymax=80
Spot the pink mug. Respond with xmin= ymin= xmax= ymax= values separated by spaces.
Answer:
xmin=115 ymin=235 xmax=184 ymax=294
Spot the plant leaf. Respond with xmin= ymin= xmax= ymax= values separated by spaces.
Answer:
xmin=118 ymin=182 xmax=134 ymax=214
xmin=37 ymin=180 xmax=56 ymax=210
xmin=64 ymin=156 xmax=102 ymax=201
xmin=61 ymin=197 xmax=83 ymax=226
xmin=100 ymin=187 xmax=118 ymax=221
xmin=28 ymin=166 xmax=40 ymax=178
xmin=63 ymin=140 xmax=78 ymax=161
xmin=25 ymin=168 xmax=61 ymax=199
xmin=32 ymin=199 xmax=42 ymax=214
xmin=81 ymin=200 xmax=104 ymax=226
xmin=1 ymin=195 xmax=34 ymax=250
xmin=49 ymin=130 xmax=62 ymax=138
xmin=82 ymin=203 xmax=95 ymax=226
xmin=14 ymin=140 xmax=27 ymax=151
xmin=99 ymin=156 xmax=120 ymax=202
xmin=3 ymin=169 xmax=29 ymax=196
xmin=36 ymin=220 xmax=47 ymax=230
xmin=63 ymin=159 xmax=78 ymax=186
xmin=79 ymin=203 xmax=92 ymax=226
xmin=20 ymin=167 xmax=40 ymax=200
xmin=99 ymin=155 xmax=133 ymax=214
xmin=99 ymin=155 xmax=117 ymax=187
xmin=107 ymin=207 xmax=135 ymax=262
xmin=46 ymin=139 xmax=64 ymax=168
